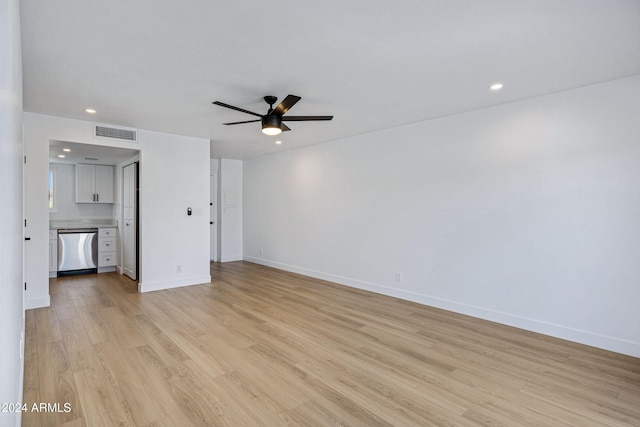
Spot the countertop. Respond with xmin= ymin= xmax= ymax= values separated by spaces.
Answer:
xmin=50 ymin=219 xmax=117 ymax=230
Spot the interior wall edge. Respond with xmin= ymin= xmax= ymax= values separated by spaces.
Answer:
xmin=0 ymin=0 xmax=24 ymax=425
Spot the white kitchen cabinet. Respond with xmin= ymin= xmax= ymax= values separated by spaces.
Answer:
xmin=98 ymin=227 xmax=117 ymax=272
xmin=49 ymin=230 xmax=57 ymax=278
xmin=99 ymin=227 xmax=116 ymax=238
xmin=76 ymin=164 xmax=114 ymax=203
xmin=99 ymin=237 xmax=116 ymax=253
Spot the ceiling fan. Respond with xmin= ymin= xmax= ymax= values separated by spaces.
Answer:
xmin=212 ymin=95 xmax=333 ymax=136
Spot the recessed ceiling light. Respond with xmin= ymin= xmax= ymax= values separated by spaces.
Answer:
xmin=63 ymin=148 xmax=71 ymax=152
xmin=275 ymin=140 xmax=282 ymax=145
xmin=85 ymin=108 xmax=97 ymax=114
xmin=489 ymin=83 xmax=504 ymax=91
xmin=58 ymin=154 xmax=65 ymax=158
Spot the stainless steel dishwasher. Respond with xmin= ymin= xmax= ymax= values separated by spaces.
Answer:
xmin=57 ymin=228 xmax=98 ymax=276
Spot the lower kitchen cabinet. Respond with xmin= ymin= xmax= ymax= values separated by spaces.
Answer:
xmin=49 ymin=230 xmax=57 ymax=278
xmin=98 ymin=227 xmax=117 ymax=272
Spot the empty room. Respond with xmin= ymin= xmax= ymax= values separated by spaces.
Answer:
xmin=1 ymin=1 xmax=639 ymax=426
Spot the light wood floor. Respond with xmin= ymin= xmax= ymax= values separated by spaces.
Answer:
xmin=23 ymin=261 xmax=639 ymax=426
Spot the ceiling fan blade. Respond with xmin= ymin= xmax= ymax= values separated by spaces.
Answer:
xmin=222 ymin=119 xmax=261 ymax=125
xmin=281 ymin=115 xmax=333 ymax=121
xmin=213 ymin=101 xmax=263 ymax=118
xmin=281 ymin=123 xmax=291 ymax=132
xmin=272 ymin=95 xmax=301 ymax=116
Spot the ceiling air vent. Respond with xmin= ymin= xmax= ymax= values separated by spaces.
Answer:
xmin=93 ymin=124 xmax=138 ymax=142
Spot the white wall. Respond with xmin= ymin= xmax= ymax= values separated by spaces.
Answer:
xmin=220 ymin=159 xmax=243 ymax=262
xmin=24 ymin=113 xmax=211 ymax=304
xmin=244 ymin=76 xmax=640 ymax=357
xmin=137 ymin=129 xmax=211 ymax=292
xmin=48 ymin=162 xmax=115 ymax=221
xmin=0 ymin=0 xmax=24 ymax=425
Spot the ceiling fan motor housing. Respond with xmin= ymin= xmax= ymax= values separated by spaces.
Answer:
xmin=262 ymin=114 xmax=282 ymax=129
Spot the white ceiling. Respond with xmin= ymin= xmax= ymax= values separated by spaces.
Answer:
xmin=20 ymin=0 xmax=640 ymax=160
xmin=49 ymin=140 xmax=139 ymax=166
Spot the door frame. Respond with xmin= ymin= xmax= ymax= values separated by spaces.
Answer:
xmin=210 ymin=171 xmax=218 ymax=262
xmin=120 ymin=159 xmax=139 ymax=283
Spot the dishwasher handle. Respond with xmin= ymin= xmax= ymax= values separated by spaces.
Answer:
xmin=57 ymin=228 xmax=99 ymax=234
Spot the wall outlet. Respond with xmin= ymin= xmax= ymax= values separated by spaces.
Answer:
xmin=260 ymin=248 xmax=264 ymax=256
xmin=395 ymin=272 xmax=402 ymax=283
xmin=176 ymin=265 xmax=182 ymax=273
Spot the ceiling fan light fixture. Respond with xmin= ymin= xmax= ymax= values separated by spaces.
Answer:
xmin=214 ymin=94 xmax=333 ymax=134
xmin=262 ymin=127 xmax=282 ymax=136
xmin=261 ymin=115 xmax=282 ymax=136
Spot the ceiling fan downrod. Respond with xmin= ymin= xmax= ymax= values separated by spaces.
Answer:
xmin=264 ymin=95 xmax=278 ymax=115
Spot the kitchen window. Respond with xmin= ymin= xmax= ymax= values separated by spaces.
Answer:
xmin=48 ymin=167 xmax=57 ymax=211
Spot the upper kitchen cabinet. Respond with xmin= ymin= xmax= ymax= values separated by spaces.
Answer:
xmin=76 ymin=164 xmax=114 ymax=203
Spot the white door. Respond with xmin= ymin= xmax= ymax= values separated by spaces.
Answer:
xmin=123 ymin=163 xmax=137 ymax=280
xmin=210 ymin=172 xmax=218 ymax=261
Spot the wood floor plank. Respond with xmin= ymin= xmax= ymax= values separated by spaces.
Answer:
xmin=162 ymin=330 xmax=229 ymax=378
xmin=22 ymin=263 xmax=640 ymax=426
xmin=132 ymin=313 xmax=191 ymax=367
xmin=56 ymin=316 xmax=98 ymax=374
xmin=54 ymin=369 xmax=83 ymax=425
xmin=93 ymin=341 xmax=162 ymax=426
xmin=298 ymin=356 xmax=475 ymax=427
xmin=290 ymin=400 xmax=353 ymax=427
xmin=75 ymin=307 xmax=111 ymax=346
xmin=126 ymin=345 xmax=194 ymax=426
xmin=225 ymin=348 xmax=312 ymax=410
xmin=35 ymin=305 xmax=62 ymax=343
xmin=217 ymin=369 xmax=303 ymax=425
xmin=73 ymin=368 xmax=132 ymax=427
xmin=166 ymin=359 xmax=243 ymax=426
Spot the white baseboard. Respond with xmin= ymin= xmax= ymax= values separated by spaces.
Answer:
xmin=25 ymin=295 xmax=50 ymax=310
xmin=138 ymin=274 xmax=211 ymax=293
xmin=221 ymin=255 xmax=243 ymax=262
xmin=244 ymin=256 xmax=640 ymax=358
